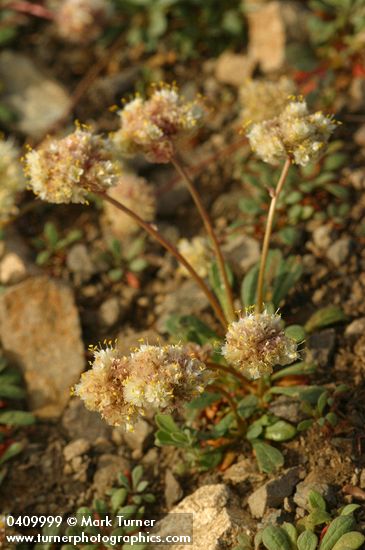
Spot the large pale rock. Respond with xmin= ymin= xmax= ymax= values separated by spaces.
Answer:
xmin=0 ymin=276 xmax=84 ymax=418
xmin=247 ymin=2 xmax=307 ymax=72
xmin=215 ymin=52 xmax=255 ymax=87
xmin=0 ymin=51 xmax=71 ymax=138
xmin=153 ymin=484 xmax=241 ymax=550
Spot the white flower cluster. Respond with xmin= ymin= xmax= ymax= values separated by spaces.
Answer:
xmin=222 ymin=311 xmax=298 ymax=379
xmin=113 ymin=85 xmax=204 ymax=163
xmin=54 ymin=0 xmax=112 ymax=43
xmin=74 ymin=343 xmax=209 ymax=430
xmin=0 ymin=138 xmax=25 ymax=224
xmin=240 ymin=77 xmax=296 ymax=125
xmin=24 ymin=128 xmax=122 ymax=204
xmin=103 ymin=173 xmax=156 ymax=238
xmin=177 ymin=236 xmax=211 ymax=278
xmin=246 ymin=99 xmax=337 ymax=166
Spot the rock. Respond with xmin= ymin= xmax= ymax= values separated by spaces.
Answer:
xmin=0 ymin=51 xmax=71 ymax=139
xmin=93 ymin=454 xmax=130 ymax=497
xmin=63 ymin=439 xmax=91 ymax=462
xmin=0 ymin=252 xmax=27 ymax=284
xmin=326 ymin=237 xmax=352 ymax=266
xmin=354 ymin=124 xmax=365 ymax=148
xmin=155 ymin=280 xmax=209 ymax=332
xmin=345 ymin=317 xmax=365 ymax=339
xmin=164 ymin=470 xmax=183 ymax=509
xmin=215 ymin=52 xmax=255 ymax=87
xmin=153 ymin=484 xmax=241 ymax=550
xmin=268 ymin=396 xmax=306 ymax=423
xmin=62 ymin=398 xmax=112 ymax=442
xmin=223 ymin=234 xmax=260 ymax=274
xmin=223 ymin=458 xmax=262 ymax=485
xmin=247 ymin=1 xmax=307 ymax=72
xmin=248 ymin=467 xmax=303 ymax=518
xmin=306 ymin=329 xmax=336 ymax=368
xmin=294 ymin=476 xmax=333 ymax=510
xmin=312 ymin=224 xmax=333 ymax=251
xmin=66 ymin=244 xmax=94 ymax=281
xmin=0 ymin=276 xmax=84 ymax=418
xmin=123 ymin=419 xmax=153 ymax=458
xmin=98 ymin=297 xmax=120 ymax=328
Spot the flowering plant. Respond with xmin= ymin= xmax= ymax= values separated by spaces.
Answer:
xmin=23 ymin=82 xmax=344 ymax=472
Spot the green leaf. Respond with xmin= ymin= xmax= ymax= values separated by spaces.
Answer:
xmin=340 ymin=504 xmax=361 ymax=516
xmin=0 ymin=384 xmax=25 ymax=399
xmin=0 ymin=441 xmax=25 ymax=466
xmin=209 ymin=261 xmax=234 ymax=317
xmin=241 ymin=265 xmax=258 ymax=307
xmin=124 ymin=236 xmax=145 ymax=260
xmin=264 ymin=420 xmax=297 ymax=441
xmin=164 ymin=314 xmax=219 ymax=345
xmin=305 ymin=306 xmax=347 ymax=333
xmin=308 ymin=490 xmax=327 ymax=511
xmin=285 ymin=325 xmax=306 ymax=343
xmin=271 ymin=361 xmax=315 ymax=381
xmin=261 ymin=525 xmax=292 ymax=550
xmin=110 ymin=488 xmax=128 ymax=512
xmin=131 ymin=465 xmax=144 ymax=489
xmin=319 ymin=515 xmax=356 ymax=550
xmin=325 ymin=412 xmax=338 ymax=427
xmin=108 ymin=268 xmax=124 ymax=281
xmin=297 ymin=530 xmax=318 ymax=550
xmin=136 ymin=480 xmax=149 ymax=493
xmin=186 ymin=392 xmax=220 ymax=411
xmin=129 ymin=258 xmax=148 ymax=272
xmin=317 ymin=391 xmax=329 ymax=415
xmin=252 ymin=441 xmax=284 ymax=473
xmin=44 ymin=222 xmax=59 ymax=248
xmin=155 ymin=414 xmax=180 ymax=433
xmin=282 ymin=522 xmax=297 ymax=546
xmin=36 ymin=250 xmax=52 ymax=266
xmin=246 ymin=420 xmax=263 ymax=441
xmin=323 ymin=153 xmax=348 ymax=171
xmin=268 ymin=385 xmax=324 ymax=405
xmin=302 ymin=509 xmax=332 ymax=531
xmin=331 ymin=532 xmax=365 ymax=550
xmin=0 ymin=410 xmax=35 ymax=426
xmin=278 ymin=227 xmax=301 ymax=246
xmin=297 ymin=419 xmax=314 ymax=431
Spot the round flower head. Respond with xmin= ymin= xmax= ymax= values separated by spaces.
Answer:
xmin=222 ymin=311 xmax=298 ymax=379
xmin=103 ymin=173 xmax=156 ymax=238
xmin=24 ymin=128 xmax=122 ymax=204
xmin=54 ymin=0 xmax=112 ymax=43
xmin=0 ymin=138 xmax=25 ymax=224
xmin=113 ymin=84 xmax=204 ymax=163
xmin=177 ymin=236 xmax=212 ymax=278
xmin=75 ymin=342 xmax=210 ymax=430
xmin=240 ymin=77 xmax=296 ymax=125
xmin=246 ymin=98 xmax=337 ymax=166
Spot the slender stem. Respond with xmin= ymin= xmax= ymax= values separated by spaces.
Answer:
xmin=209 ymin=384 xmax=246 ymax=435
xmin=96 ymin=191 xmax=227 ymax=329
xmin=256 ymin=158 xmax=291 ymax=313
xmin=207 ymin=362 xmax=254 ymax=391
xmin=171 ymin=156 xmax=236 ymax=323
